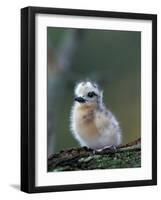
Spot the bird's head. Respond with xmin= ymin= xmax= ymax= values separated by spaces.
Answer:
xmin=74 ymin=81 xmax=103 ymax=108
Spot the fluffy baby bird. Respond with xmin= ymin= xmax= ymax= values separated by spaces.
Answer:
xmin=70 ymin=81 xmax=121 ymax=150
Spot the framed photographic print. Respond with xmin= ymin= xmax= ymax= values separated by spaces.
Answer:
xmin=21 ymin=6 xmax=157 ymax=193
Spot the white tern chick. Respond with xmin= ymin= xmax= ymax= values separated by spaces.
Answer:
xmin=70 ymin=81 xmax=121 ymax=150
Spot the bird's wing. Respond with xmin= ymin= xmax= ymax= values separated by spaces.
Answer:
xmin=95 ymin=109 xmax=119 ymax=132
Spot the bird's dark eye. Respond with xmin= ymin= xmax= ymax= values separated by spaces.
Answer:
xmin=87 ymin=92 xmax=96 ymax=98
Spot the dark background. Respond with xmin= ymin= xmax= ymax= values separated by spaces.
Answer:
xmin=47 ymin=27 xmax=141 ymax=155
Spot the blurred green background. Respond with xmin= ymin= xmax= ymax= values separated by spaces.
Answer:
xmin=47 ymin=27 xmax=141 ymax=155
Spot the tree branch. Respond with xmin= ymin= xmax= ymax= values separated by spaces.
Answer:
xmin=48 ymin=138 xmax=141 ymax=172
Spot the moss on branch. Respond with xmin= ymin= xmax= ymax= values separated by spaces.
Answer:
xmin=48 ymin=138 xmax=141 ymax=172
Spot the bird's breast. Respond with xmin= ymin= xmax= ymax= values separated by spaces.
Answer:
xmin=73 ymin=107 xmax=99 ymax=140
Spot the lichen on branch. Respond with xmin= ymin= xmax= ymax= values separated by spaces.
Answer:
xmin=48 ymin=138 xmax=141 ymax=172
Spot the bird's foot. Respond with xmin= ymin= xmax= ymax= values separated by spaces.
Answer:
xmin=104 ymin=144 xmax=117 ymax=151
xmin=94 ymin=145 xmax=117 ymax=153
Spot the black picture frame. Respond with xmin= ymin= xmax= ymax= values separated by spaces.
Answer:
xmin=21 ymin=6 xmax=157 ymax=193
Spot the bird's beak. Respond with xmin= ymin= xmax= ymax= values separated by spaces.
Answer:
xmin=74 ymin=97 xmax=86 ymax=103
